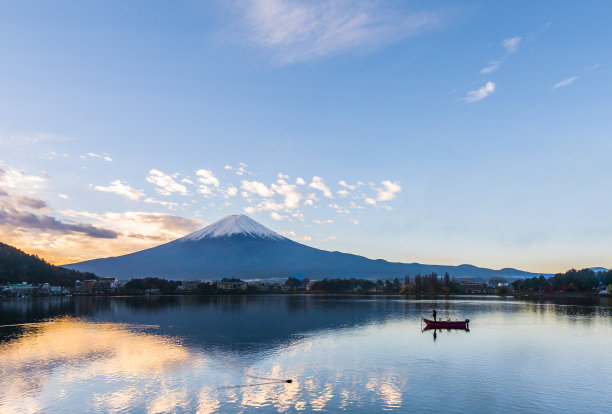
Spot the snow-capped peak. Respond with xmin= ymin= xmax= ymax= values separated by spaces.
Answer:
xmin=179 ymin=214 xmax=286 ymax=241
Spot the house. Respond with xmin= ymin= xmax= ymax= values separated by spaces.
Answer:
xmin=216 ymin=278 xmax=248 ymax=291
xmin=75 ymin=279 xmax=97 ymax=295
xmin=181 ymin=280 xmax=201 ymax=292
xmin=460 ymin=282 xmax=488 ymax=294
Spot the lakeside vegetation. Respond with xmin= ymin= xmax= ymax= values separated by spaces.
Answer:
xmin=512 ymin=268 xmax=612 ymax=293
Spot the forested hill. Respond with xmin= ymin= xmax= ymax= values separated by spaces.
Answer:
xmin=0 ymin=242 xmax=96 ymax=286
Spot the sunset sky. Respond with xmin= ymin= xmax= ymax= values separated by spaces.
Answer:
xmin=1 ymin=1 xmax=611 ymax=273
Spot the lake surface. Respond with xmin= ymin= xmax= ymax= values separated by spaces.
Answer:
xmin=1 ymin=295 xmax=611 ymax=413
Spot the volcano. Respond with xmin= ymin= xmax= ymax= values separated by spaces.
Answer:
xmin=65 ymin=214 xmax=537 ymax=280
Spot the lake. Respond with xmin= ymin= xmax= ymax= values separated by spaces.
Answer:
xmin=1 ymin=295 xmax=611 ymax=413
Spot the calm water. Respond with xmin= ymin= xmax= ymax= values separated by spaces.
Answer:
xmin=1 ymin=295 xmax=611 ymax=413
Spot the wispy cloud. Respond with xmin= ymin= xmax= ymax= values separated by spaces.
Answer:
xmin=0 ymin=132 xmax=72 ymax=147
xmin=552 ymin=76 xmax=578 ymax=89
xmin=502 ymin=36 xmax=521 ymax=53
xmin=232 ymin=0 xmax=442 ymax=64
xmin=461 ymin=81 xmax=496 ymax=103
xmin=94 ymin=180 xmax=145 ymax=201
xmin=82 ymin=152 xmax=113 ymax=162
xmin=480 ymin=58 xmax=504 ymax=74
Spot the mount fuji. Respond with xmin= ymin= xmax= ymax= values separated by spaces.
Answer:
xmin=65 ymin=214 xmax=537 ymax=280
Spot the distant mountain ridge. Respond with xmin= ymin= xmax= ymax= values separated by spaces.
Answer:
xmin=65 ymin=214 xmax=540 ymax=280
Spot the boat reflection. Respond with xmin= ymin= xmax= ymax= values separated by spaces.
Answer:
xmin=422 ymin=325 xmax=470 ymax=342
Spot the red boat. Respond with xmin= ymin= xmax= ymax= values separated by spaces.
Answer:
xmin=423 ymin=318 xmax=470 ymax=329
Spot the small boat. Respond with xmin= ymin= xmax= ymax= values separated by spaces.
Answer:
xmin=423 ymin=318 xmax=469 ymax=329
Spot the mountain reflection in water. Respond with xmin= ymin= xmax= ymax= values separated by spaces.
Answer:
xmin=0 ymin=295 xmax=611 ymax=413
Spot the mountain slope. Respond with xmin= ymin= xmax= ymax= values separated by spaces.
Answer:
xmin=65 ymin=214 xmax=538 ymax=280
xmin=0 ymin=242 xmax=97 ymax=286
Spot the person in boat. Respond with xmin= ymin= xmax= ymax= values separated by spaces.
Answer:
xmin=432 ymin=309 xmax=437 ymax=321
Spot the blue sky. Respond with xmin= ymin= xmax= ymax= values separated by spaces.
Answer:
xmin=0 ymin=0 xmax=611 ymax=272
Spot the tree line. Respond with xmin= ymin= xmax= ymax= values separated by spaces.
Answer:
xmin=512 ymin=268 xmax=612 ymax=292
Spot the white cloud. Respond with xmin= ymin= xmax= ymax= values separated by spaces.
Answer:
xmin=502 ymin=36 xmax=521 ymax=53
xmin=365 ymin=197 xmax=377 ymax=205
xmin=58 ymin=194 xmax=70 ymax=200
xmin=236 ymin=162 xmax=248 ymax=176
xmin=85 ymin=152 xmax=113 ymax=162
xmin=304 ymin=199 xmax=314 ymax=206
xmin=337 ymin=189 xmax=350 ymax=198
xmin=312 ymin=219 xmax=333 ymax=224
xmin=235 ymin=0 xmax=441 ymax=64
xmin=351 ymin=218 xmax=359 ymax=224
xmin=94 ymin=180 xmax=145 ymax=201
xmin=281 ymin=231 xmax=312 ymax=241
xmin=181 ymin=177 xmax=194 ymax=185
xmin=309 ymin=176 xmax=333 ymax=198
xmin=296 ymin=177 xmax=306 ymax=185
xmin=196 ymin=169 xmax=220 ymax=195
xmin=272 ymin=181 xmax=302 ymax=209
xmin=461 ymin=81 xmax=495 ymax=103
xmin=480 ymin=59 xmax=503 ymax=74
xmin=376 ymin=180 xmax=401 ymax=201
xmin=146 ymin=169 xmax=189 ymax=196
xmin=552 ymin=76 xmax=578 ymax=89
xmin=338 ymin=180 xmax=357 ymax=190
xmin=224 ymin=186 xmax=238 ymax=197
xmin=224 ymin=165 xmax=233 ymax=170
xmin=143 ymin=197 xmax=179 ymax=210
xmin=270 ymin=211 xmax=288 ymax=221
xmin=0 ymin=167 xmax=46 ymax=189
xmin=241 ymin=180 xmax=275 ymax=197
xmin=278 ymin=173 xmax=290 ymax=179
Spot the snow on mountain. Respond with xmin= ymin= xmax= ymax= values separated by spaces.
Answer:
xmin=178 ymin=214 xmax=287 ymax=242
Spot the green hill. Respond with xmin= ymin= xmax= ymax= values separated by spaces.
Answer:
xmin=0 ymin=242 xmax=96 ymax=286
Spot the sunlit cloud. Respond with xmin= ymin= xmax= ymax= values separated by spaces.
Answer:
xmin=0 ymin=196 xmax=117 ymax=240
xmin=83 ymin=152 xmax=113 ymax=162
xmin=271 ymin=180 xmax=302 ymax=209
xmin=241 ymin=180 xmax=275 ymax=197
xmin=94 ymin=180 xmax=145 ymax=201
xmin=0 ymin=166 xmax=46 ymax=190
xmin=376 ymin=180 xmax=401 ymax=201
xmin=309 ymin=176 xmax=333 ymax=199
xmin=146 ymin=169 xmax=190 ymax=196
xmin=196 ymin=169 xmax=220 ymax=195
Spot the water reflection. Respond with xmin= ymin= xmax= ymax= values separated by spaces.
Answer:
xmin=0 ymin=296 xmax=610 ymax=413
